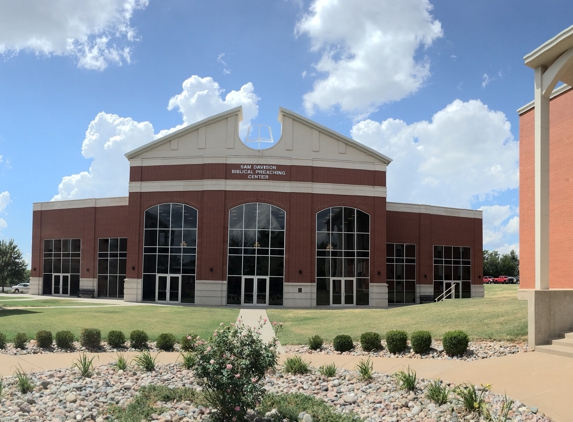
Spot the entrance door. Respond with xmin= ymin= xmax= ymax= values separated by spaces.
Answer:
xmin=443 ymin=281 xmax=461 ymax=299
xmin=156 ymin=275 xmax=181 ymax=303
xmin=52 ymin=274 xmax=70 ymax=296
xmin=242 ymin=276 xmax=269 ymax=305
xmin=331 ymin=278 xmax=355 ymax=305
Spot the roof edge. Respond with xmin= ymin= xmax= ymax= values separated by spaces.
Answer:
xmin=278 ymin=107 xmax=393 ymax=165
xmin=524 ymin=25 xmax=573 ymax=68
xmin=387 ymin=201 xmax=482 ymax=219
xmin=517 ymin=84 xmax=572 ymax=115
xmin=125 ymin=106 xmax=243 ymax=160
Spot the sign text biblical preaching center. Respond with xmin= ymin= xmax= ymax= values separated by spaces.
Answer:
xmin=231 ymin=164 xmax=287 ymax=180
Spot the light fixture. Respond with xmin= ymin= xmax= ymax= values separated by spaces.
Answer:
xmin=254 ymin=242 xmax=261 ymax=248
xmin=299 ymin=270 xmax=302 ymax=274
xmin=132 ymin=266 xmax=135 ymax=271
xmin=326 ymin=244 xmax=333 ymax=250
xmin=180 ymin=241 xmax=187 ymax=246
xmin=210 ymin=267 xmax=213 ymax=272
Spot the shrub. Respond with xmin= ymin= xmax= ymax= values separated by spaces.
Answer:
xmin=308 ymin=335 xmax=323 ymax=351
xmin=442 ymin=330 xmax=470 ymax=357
xmin=394 ymin=366 xmax=417 ymax=391
xmin=333 ymin=334 xmax=354 ymax=352
xmin=133 ymin=351 xmax=159 ymax=372
xmin=55 ymin=331 xmax=75 ymax=349
xmin=360 ymin=332 xmax=382 ymax=352
xmin=72 ymin=353 xmax=97 ymax=377
xmin=318 ymin=363 xmax=337 ymax=377
xmin=411 ymin=331 xmax=432 ymax=354
xmin=0 ymin=332 xmax=6 ymax=349
xmin=455 ymin=382 xmax=488 ymax=414
xmin=180 ymin=334 xmax=197 ymax=351
xmin=130 ymin=330 xmax=149 ymax=350
xmin=14 ymin=366 xmax=34 ymax=393
xmin=13 ymin=333 xmax=28 ymax=349
xmin=80 ymin=328 xmax=101 ymax=349
xmin=356 ymin=357 xmax=373 ymax=381
xmin=35 ymin=330 xmax=53 ymax=349
xmin=426 ymin=379 xmax=451 ymax=405
xmin=180 ymin=352 xmax=197 ymax=370
xmin=385 ymin=330 xmax=408 ymax=354
xmin=107 ymin=330 xmax=126 ymax=348
xmin=156 ymin=333 xmax=176 ymax=351
xmin=115 ymin=353 xmax=129 ymax=371
xmin=193 ymin=320 xmax=279 ymax=422
xmin=283 ymin=356 xmax=310 ymax=375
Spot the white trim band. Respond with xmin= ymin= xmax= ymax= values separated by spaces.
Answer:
xmin=34 ymin=197 xmax=129 ymax=211
xmin=517 ymin=84 xmax=572 ymax=115
xmin=387 ymin=202 xmax=482 ymax=219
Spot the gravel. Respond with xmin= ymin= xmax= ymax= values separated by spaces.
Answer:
xmin=0 ymin=361 xmax=549 ymax=421
xmin=0 ymin=341 xmax=184 ymax=356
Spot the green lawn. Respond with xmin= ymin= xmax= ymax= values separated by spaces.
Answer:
xmin=267 ymin=285 xmax=527 ymax=344
xmin=0 ymin=299 xmax=112 ymax=307
xmin=0 ymin=305 xmax=240 ymax=341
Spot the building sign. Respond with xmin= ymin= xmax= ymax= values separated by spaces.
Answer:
xmin=231 ymin=164 xmax=287 ymax=180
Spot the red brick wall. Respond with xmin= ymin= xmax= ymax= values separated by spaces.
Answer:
xmin=387 ymin=211 xmax=483 ymax=286
xmin=519 ymin=88 xmax=573 ymax=290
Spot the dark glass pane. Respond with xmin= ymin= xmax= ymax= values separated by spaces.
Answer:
xmin=109 ymin=259 xmax=118 ymax=274
xmin=356 ymin=234 xmax=369 ymax=251
xmin=316 ymin=209 xmax=330 ymax=232
xmin=453 ymin=247 xmax=461 ymax=260
xmin=344 ymin=279 xmax=354 ymax=305
xmin=71 ymin=239 xmax=81 ymax=253
xmin=434 ymin=264 xmax=443 ymax=280
xmin=257 ymin=203 xmax=270 ymax=230
xmin=331 ymin=258 xmax=343 ymax=277
xmin=158 ymin=204 xmax=171 ymax=228
xmin=316 ymin=278 xmax=330 ymax=306
xmin=405 ymin=290 xmax=416 ymax=303
xmin=332 ymin=279 xmax=342 ymax=304
xmin=144 ymin=255 xmax=156 ymax=273
xmin=54 ymin=240 xmax=62 ymax=253
xmin=119 ymin=238 xmax=127 ymax=252
xmin=344 ymin=258 xmax=355 ymax=277
xmin=98 ymin=238 xmax=109 ymax=253
xmin=405 ymin=264 xmax=416 ymax=280
xmin=172 ymin=229 xmax=183 ymax=247
xmin=227 ymin=277 xmax=241 ymax=304
xmin=53 ymin=258 xmax=61 ymax=273
xmin=444 ymin=265 xmax=453 ymax=280
xmin=171 ymin=204 xmax=183 ymax=229
xmin=145 ymin=206 xmax=159 ymax=229
xmin=62 ymin=239 xmax=70 ymax=253
xmin=44 ymin=239 xmax=53 ymax=253
xmin=396 ymin=244 xmax=404 ymax=258
xmin=356 ymin=258 xmax=369 ymax=277
xmin=462 ymin=265 xmax=471 ymax=280
xmin=331 ymin=208 xmax=343 ymax=232
xmin=395 ymin=263 xmax=404 ymax=280
xmin=243 ymin=256 xmax=255 ymax=275
xmin=270 ymin=257 xmax=284 ymax=276
xmin=444 ymin=246 xmax=452 ymax=259
xmin=158 ymin=230 xmax=170 ymax=247
xmin=244 ymin=203 xmax=257 ymax=229
xmin=269 ymin=277 xmax=283 ymax=305
xmin=183 ymin=206 xmax=197 ymax=229
xmin=270 ymin=248 xmax=284 ymax=256
xmin=98 ymin=276 xmax=108 ymax=298
xmin=356 ymin=210 xmax=369 ymax=233
xmin=462 ymin=247 xmax=471 ymax=260
xmin=243 ymin=277 xmax=254 ymax=304
xmin=256 ymin=256 xmax=269 ymax=275
xmin=229 ymin=206 xmax=244 ymax=230
xmin=109 ymin=275 xmax=118 ymax=298
xmin=182 ymin=230 xmax=196 ymax=247
xmin=406 ymin=244 xmax=416 ymax=258
xmin=316 ymin=232 xmax=330 ymax=250
xmin=330 ymin=232 xmax=341 ymax=250
xmin=386 ymin=243 xmax=395 ymax=258
xmin=70 ymin=275 xmax=80 ymax=296
xmin=453 ymin=265 xmax=461 ymax=281
xmin=343 ymin=208 xmax=355 ymax=232
xmin=258 ymin=230 xmax=270 ymax=248
xmin=157 ymin=254 xmax=169 ymax=274
xmin=244 ymin=230 xmax=257 ymax=249
xmin=71 ymin=259 xmax=80 ymax=274
xmin=386 ymin=263 xmax=394 ymax=279
xmin=181 ymin=275 xmax=195 ymax=303
xmin=229 ymin=230 xmax=242 ymax=248
xmin=182 ymin=255 xmax=196 ymax=275
xmin=119 ymin=259 xmax=126 ymax=275
xmin=435 ymin=246 xmax=443 ymax=259
xmin=270 ymin=231 xmax=284 ymax=249
xmin=343 ymin=233 xmax=355 ymax=251
xmin=228 ymin=255 xmax=242 ymax=275
xmin=118 ymin=277 xmax=125 ymax=298
xmin=271 ymin=206 xmax=285 ymax=230
xmin=157 ymin=276 xmax=167 ymax=301
xmin=356 ymin=278 xmax=369 ymax=305
xmin=110 ymin=238 xmax=119 ymax=252
xmin=169 ymin=276 xmax=179 ymax=302
xmin=43 ymin=259 xmax=52 ymax=274
xmin=98 ymin=259 xmax=108 ymax=275
xmin=142 ymin=274 xmax=156 ymax=301
xmin=170 ymin=255 xmax=182 ymax=273
xmin=316 ymin=258 xmax=328 ymax=277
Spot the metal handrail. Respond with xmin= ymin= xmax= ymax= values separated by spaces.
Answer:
xmin=435 ymin=284 xmax=457 ymax=302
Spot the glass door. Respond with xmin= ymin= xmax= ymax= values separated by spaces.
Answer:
xmin=156 ymin=275 xmax=181 ymax=303
xmin=52 ymin=274 xmax=70 ymax=296
xmin=443 ymin=281 xmax=461 ymax=299
xmin=331 ymin=278 xmax=355 ymax=305
xmin=242 ymin=276 xmax=268 ymax=305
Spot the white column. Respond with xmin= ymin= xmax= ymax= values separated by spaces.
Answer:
xmin=534 ymin=66 xmax=550 ymax=290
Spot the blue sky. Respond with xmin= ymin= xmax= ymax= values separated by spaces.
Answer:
xmin=0 ymin=0 xmax=572 ymax=264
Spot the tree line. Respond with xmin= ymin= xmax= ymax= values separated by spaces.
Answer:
xmin=483 ymin=249 xmax=519 ymax=277
xmin=0 ymin=239 xmax=27 ymax=292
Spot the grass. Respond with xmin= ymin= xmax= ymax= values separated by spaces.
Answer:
xmin=268 ymin=285 xmax=527 ymax=344
xmin=0 ymin=305 xmax=239 ymax=340
xmin=0 ymin=299 xmax=111 ymax=307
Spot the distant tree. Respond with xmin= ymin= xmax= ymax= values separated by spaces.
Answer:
xmin=0 ymin=239 xmax=27 ymax=293
xmin=483 ymin=249 xmax=519 ymax=277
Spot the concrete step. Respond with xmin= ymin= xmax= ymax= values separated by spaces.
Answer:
xmin=560 ymin=331 xmax=573 ymax=339
xmin=536 ymin=344 xmax=573 ymax=358
xmin=550 ymin=337 xmax=573 ymax=348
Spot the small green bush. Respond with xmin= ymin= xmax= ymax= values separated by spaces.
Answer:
xmin=13 ymin=333 xmax=28 ymax=349
xmin=333 ymin=334 xmax=354 ymax=352
xmin=180 ymin=334 xmax=196 ymax=352
xmin=308 ymin=335 xmax=323 ymax=350
xmin=107 ymin=330 xmax=126 ymax=348
xmin=0 ymin=332 xmax=6 ymax=349
xmin=130 ymin=330 xmax=149 ymax=350
xmin=35 ymin=330 xmax=53 ymax=349
xmin=55 ymin=331 xmax=75 ymax=349
xmin=442 ymin=330 xmax=469 ymax=357
xmin=80 ymin=328 xmax=101 ymax=349
xmin=360 ymin=332 xmax=382 ymax=352
xmin=283 ymin=356 xmax=310 ymax=375
xmin=156 ymin=333 xmax=176 ymax=351
xmin=411 ymin=331 xmax=432 ymax=354
xmin=385 ymin=330 xmax=408 ymax=354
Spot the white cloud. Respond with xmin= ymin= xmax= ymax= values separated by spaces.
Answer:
xmin=296 ymin=0 xmax=442 ymax=117
xmin=53 ymin=76 xmax=260 ymax=200
xmin=351 ymin=99 xmax=518 ymax=208
xmin=0 ymin=191 xmax=10 ymax=229
xmin=478 ymin=205 xmax=519 ymax=252
xmin=0 ymin=0 xmax=148 ymax=70
xmin=482 ymin=73 xmax=492 ymax=88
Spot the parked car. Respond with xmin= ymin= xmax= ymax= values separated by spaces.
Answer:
xmin=507 ymin=277 xmax=517 ymax=284
xmin=483 ymin=276 xmax=494 ymax=284
xmin=494 ymin=276 xmax=510 ymax=284
xmin=11 ymin=282 xmax=30 ymax=293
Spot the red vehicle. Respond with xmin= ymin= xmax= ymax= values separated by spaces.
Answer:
xmin=494 ymin=276 xmax=510 ymax=284
xmin=483 ymin=276 xmax=494 ymax=284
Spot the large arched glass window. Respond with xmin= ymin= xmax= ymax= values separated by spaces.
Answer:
xmin=227 ymin=203 xmax=285 ymax=306
xmin=316 ymin=207 xmax=370 ymax=306
xmin=142 ymin=203 xmax=197 ymax=303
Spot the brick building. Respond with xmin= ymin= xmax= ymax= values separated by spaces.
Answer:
xmin=30 ymin=107 xmax=483 ymax=307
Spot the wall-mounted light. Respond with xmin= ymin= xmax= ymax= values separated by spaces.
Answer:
xmin=33 ymin=267 xmax=36 ymax=271
xmin=424 ymin=274 xmax=427 ymax=278
xmin=377 ymin=271 xmax=381 ymax=276
xmin=299 ymin=270 xmax=302 ymax=274
xmin=87 ymin=268 xmax=90 ymax=272
xmin=132 ymin=266 xmax=135 ymax=271
xmin=210 ymin=267 xmax=213 ymax=272
xmin=478 ymin=275 xmax=482 ymax=279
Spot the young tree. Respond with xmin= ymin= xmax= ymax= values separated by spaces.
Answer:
xmin=0 ymin=239 xmax=27 ymax=293
xmin=483 ymin=249 xmax=519 ymax=277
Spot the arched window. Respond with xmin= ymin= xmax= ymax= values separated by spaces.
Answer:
xmin=142 ymin=203 xmax=198 ymax=303
xmin=227 ymin=203 xmax=285 ymax=306
xmin=316 ymin=207 xmax=370 ymax=306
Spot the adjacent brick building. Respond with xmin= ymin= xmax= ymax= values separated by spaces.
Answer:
xmin=30 ymin=107 xmax=483 ymax=307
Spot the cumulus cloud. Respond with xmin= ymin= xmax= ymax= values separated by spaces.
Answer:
xmin=479 ymin=205 xmax=519 ymax=252
xmin=0 ymin=191 xmax=10 ymax=229
xmin=296 ymin=0 xmax=442 ymax=117
xmin=0 ymin=0 xmax=148 ymax=70
xmin=53 ymin=76 xmax=260 ymax=200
